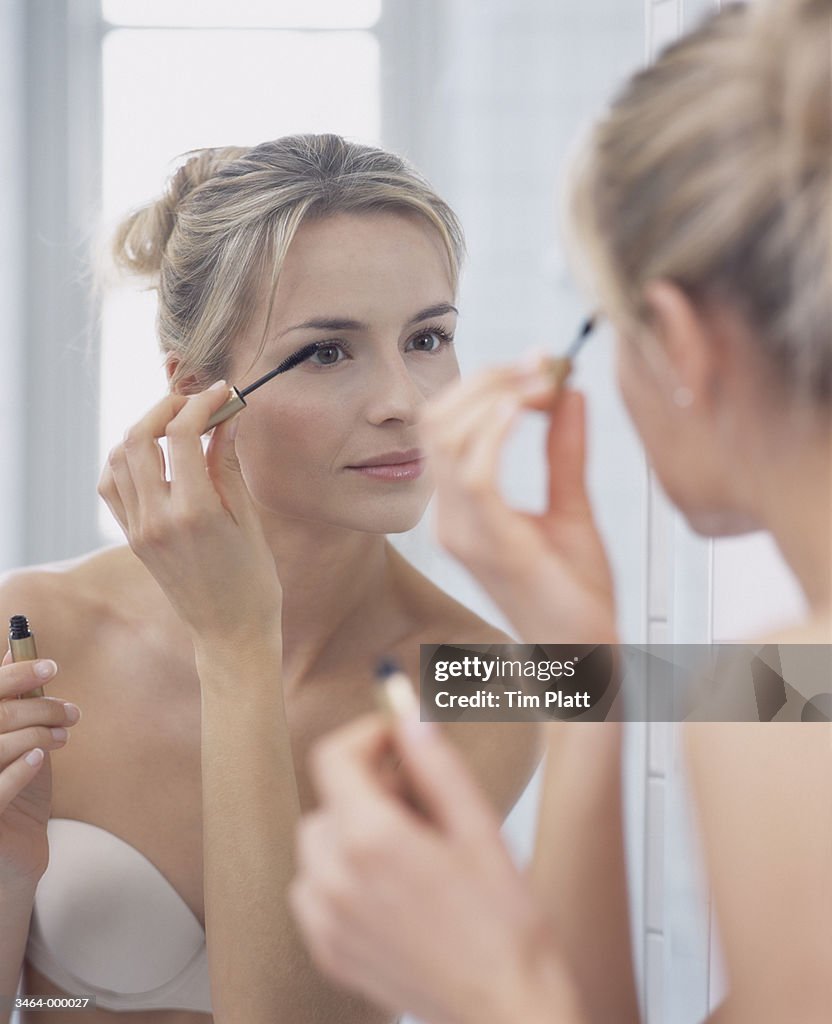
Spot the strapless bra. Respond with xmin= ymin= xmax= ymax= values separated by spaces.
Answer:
xmin=24 ymin=818 xmax=213 ymax=1014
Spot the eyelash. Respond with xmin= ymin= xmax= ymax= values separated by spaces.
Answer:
xmin=304 ymin=325 xmax=455 ymax=368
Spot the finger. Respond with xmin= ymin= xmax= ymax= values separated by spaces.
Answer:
xmin=0 ymin=748 xmax=46 ymax=815
xmin=165 ymin=382 xmax=230 ymax=507
xmin=0 ymin=725 xmax=70 ymax=768
xmin=121 ymin=428 xmax=170 ymax=518
xmin=294 ymin=811 xmax=353 ymax=909
xmin=119 ymin=391 xmax=189 ymax=441
xmin=2 ymin=649 xmax=11 ymax=667
xmin=288 ymin=876 xmax=366 ymax=990
xmin=453 ymin=396 xmax=521 ymax=494
xmin=392 ymin=716 xmax=504 ymax=846
xmin=308 ymin=714 xmax=395 ymax=810
xmin=97 ymin=460 xmax=129 ymax=534
xmin=422 ymin=369 xmax=524 ymax=453
xmin=545 ymin=390 xmax=592 ymax=517
xmin=425 ymin=353 xmax=559 ymax=421
xmin=204 ymin=415 xmax=251 ymax=522
xmin=0 ymin=694 xmax=79 ymax=731
xmin=0 ymin=659 xmax=57 ymax=700
xmin=105 ymin=444 xmax=141 ymax=533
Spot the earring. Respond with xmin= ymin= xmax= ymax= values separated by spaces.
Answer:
xmin=673 ymin=386 xmax=693 ymax=408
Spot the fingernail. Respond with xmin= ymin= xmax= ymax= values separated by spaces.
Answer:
xmin=518 ymin=347 xmax=547 ymax=372
xmin=25 ymin=748 xmax=44 ymax=767
xmin=34 ymin=660 xmax=57 ymax=680
xmin=63 ymin=703 xmax=81 ymax=723
xmin=208 ymin=380 xmax=227 ymax=392
xmin=401 ymin=713 xmax=438 ymax=744
xmin=228 ymin=416 xmax=239 ymax=441
xmin=521 ymin=370 xmax=555 ymax=394
xmin=50 ymin=727 xmax=68 ymax=742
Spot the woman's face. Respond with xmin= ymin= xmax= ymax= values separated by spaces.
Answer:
xmin=225 ymin=211 xmax=460 ymax=534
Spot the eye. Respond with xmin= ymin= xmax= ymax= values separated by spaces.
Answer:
xmin=308 ymin=343 xmax=347 ymax=367
xmin=407 ymin=329 xmax=453 ymax=353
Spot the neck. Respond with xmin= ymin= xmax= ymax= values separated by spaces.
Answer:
xmin=258 ymin=514 xmax=399 ymax=681
xmin=749 ymin=413 xmax=831 ymax=616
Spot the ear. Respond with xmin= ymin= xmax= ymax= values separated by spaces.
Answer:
xmin=642 ymin=280 xmax=721 ymax=410
xmin=165 ymin=354 xmax=205 ymax=396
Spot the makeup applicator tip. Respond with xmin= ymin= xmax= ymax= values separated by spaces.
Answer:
xmin=374 ymin=657 xmax=419 ymax=718
xmin=375 ymin=657 xmax=401 ymax=680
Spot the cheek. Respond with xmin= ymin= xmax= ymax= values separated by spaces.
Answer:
xmin=236 ymin=395 xmax=345 ymax=489
xmin=416 ymin=351 xmax=461 ymax=398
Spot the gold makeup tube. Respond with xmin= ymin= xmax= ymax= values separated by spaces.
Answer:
xmin=375 ymin=659 xmax=419 ymax=719
xmin=546 ymin=356 xmax=574 ymax=390
xmin=373 ymin=658 xmax=435 ymax=816
xmin=204 ymin=387 xmax=247 ymax=432
xmin=200 ymin=341 xmax=325 ymax=435
xmin=9 ymin=615 xmax=44 ymax=699
xmin=542 ymin=314 xmax=598 ymax=393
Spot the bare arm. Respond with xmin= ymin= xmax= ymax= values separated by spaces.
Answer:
xmin=0 ymin=881 xmax=35 ymax=1024
xmin=528 ymin=722 xmax=640 ymax=1024
xmin=98 ymin=388 xmax=394 ymax=1023
xmin=197 ymin=637 xmax=391 ymax=1024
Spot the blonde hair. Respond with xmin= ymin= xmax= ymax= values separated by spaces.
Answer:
xmin=109 ymin=135 xmax=465 ymax=390
xmin=567 ymin=0 xmax=832 ymax=404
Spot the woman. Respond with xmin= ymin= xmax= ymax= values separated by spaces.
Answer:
xmin=0 ymin=135 xmax=540 ymax=1023
xmin=290 ymin=2 xmax=832 ymax=1023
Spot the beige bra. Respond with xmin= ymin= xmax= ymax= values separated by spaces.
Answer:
xmin=24 ymin=818 xmax=212 ymax=1014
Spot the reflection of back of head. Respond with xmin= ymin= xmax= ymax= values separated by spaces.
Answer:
xmin=566 ymin=0 xmax=832 ymax=407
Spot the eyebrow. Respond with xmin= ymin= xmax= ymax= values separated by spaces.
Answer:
xmin=281 ymin=303 xmax=459 ymax=336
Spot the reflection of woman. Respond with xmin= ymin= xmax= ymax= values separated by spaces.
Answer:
xmin=0 ymin=135 xmax=539 ymax=1023
xmin=291 ymin=2 xmax=832 ymax=1023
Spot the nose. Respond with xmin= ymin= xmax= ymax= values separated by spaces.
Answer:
xmin=363 ymin=353 xmax=425 ymax=427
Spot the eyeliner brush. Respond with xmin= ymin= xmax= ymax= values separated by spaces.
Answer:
xmin=203 ymin=341 xmax=322 ymax=432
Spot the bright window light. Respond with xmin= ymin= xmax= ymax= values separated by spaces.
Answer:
xmin=102 ymin=0 xmax=382 ymax=29
xmin=98 ymin=25 xmax=380 ymax=540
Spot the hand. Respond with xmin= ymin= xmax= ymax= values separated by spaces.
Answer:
xmin=0 ymin=652 xmax=81 ymax=891
xmin=419 ymin=363 xmax=617 ymax=643
xmin=98 ymin=383 xmax=282 ymax=647
xmin=290 ymin=713 xmax=584 ymax=1024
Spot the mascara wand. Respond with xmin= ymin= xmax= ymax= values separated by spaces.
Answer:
xmin=546 ymin=313 xmax=598 ymax=390
xmin=203 ymin=341 xmax=323 ymax=433
xmin=565 ymin=314 xmax=597 ymax=361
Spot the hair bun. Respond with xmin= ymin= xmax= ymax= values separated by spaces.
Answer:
xmin=109 ymin=145 xmax=248 ymax=281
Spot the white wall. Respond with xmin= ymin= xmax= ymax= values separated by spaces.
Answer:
xmin=0 ymin=0 xmax=26 ymax=574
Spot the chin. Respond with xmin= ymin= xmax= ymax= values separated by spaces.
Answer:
xmin=328 ymin=492 xmax=431 ymax=535
xmin=683 ymin=506 xmax=762 ymax=538
xmin=356 ymin=506 xmax=427 ymax=535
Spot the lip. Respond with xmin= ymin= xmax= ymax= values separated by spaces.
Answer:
xmin=346 ymin=448 xmax=425 ymax=482
xmin=348 ymin=448 xmax=424 ymax=468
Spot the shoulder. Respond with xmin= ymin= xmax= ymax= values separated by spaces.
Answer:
xmin=757 ymin=610 xmax=832 ymax=644
xmin=389 ymin=545 xmax=515 ymax=647
xmin=0 ymin=545 xmax=134 ymax=663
